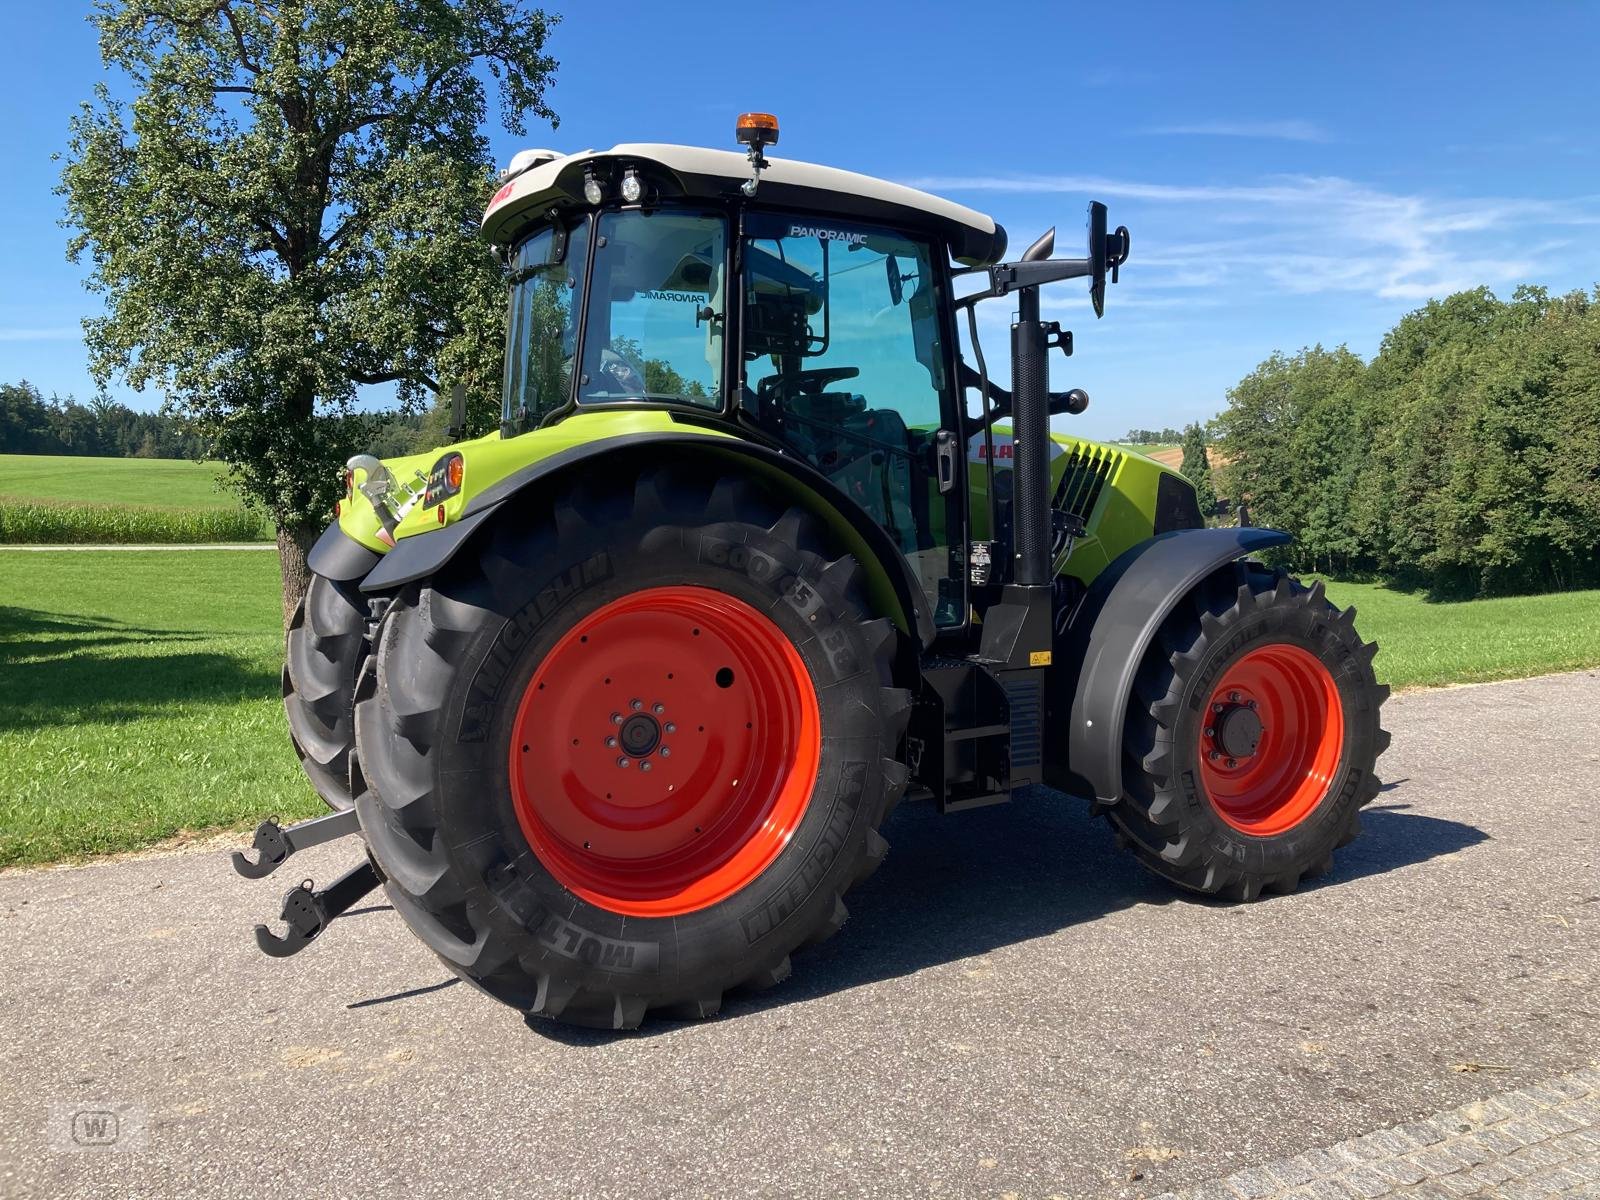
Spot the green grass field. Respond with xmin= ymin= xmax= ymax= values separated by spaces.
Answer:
xmin=1 ymin=550 xmax=1596 ymax=868
xmin=0 ymin=550 xmax=320 ymax=868
xmin=0 ymin=453 xmax=270 ymax=543
xmin=0 ymin=453 xmax=238 ymax=508
xmin=1318 ymin=579 xmax=1600 ymax=690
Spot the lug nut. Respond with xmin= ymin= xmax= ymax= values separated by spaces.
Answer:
xmin=1225 ymin=757 xmax=1237 ymax=768
xmin=606 ymin=736 xmax=617 ymax=748
xmin=616 ymin=757 xmax=630 ymax=769
xmin=653 ymin=703 xmax=665 ymax=715
xmin=1204 ymin=726 xmax=1215 ymax=738
xmin=1246 ymin=699 xmax=1258 ymax=710
xmin=611 ymin=712 xmax=623 ymax=725
xmin=640 ymin=761 xmax=652 ymax=773
xmin=630 ymin=698 xmax=644 ymax=712
xmin=660 ymin=746 xmax=671 ymax=758
xmin=1208 ymin=750 xmax=1220 ymax=762
xmin=664 ymin=722 xmax=676 ymax=734
xmin=1228 ymin=691 xmax=1240 ymax=702
xmin=1212 ymin=703 xmax=1224 ymax=714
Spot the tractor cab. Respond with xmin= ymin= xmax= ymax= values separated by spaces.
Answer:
xmin=482 ymin=117 xmax=1037 ymax=630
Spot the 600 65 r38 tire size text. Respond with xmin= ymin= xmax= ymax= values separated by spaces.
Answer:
xmin=352 ymin=466 xmax=912 ymax=1029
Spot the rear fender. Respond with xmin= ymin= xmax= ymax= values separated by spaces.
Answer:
xmin=355 ymin=433 xmax=936 ymax=648
xmin=1052 ymin=526 xmax=1293 ymax=802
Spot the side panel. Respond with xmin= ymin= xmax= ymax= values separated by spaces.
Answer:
xmin=1051 ymin=526 xmax=1294 ymax=802
xmin=966 ymin=428 xmax=1192 ymax=586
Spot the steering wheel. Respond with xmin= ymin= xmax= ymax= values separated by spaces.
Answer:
xmin=785 ymin=366 xmax=860 ymax=395
xmin=598 ymin=347 xmax=645 ymax=394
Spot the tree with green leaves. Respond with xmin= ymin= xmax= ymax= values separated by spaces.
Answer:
xmin=1215 ymin=286 xmax=1600 ymax=596
xmin=1178 ymin=421 xmax=1216 ymax=520
xmin=60 ymin=0 xmax=559 ymax=621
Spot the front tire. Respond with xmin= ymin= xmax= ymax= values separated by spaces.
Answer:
xmin=353 ymin=466 xmax=912 ymax=1029
xmin=1111 ymin=563 xmax=1389 ymax=899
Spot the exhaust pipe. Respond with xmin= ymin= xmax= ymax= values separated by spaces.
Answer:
xmin=1010 ymin=283 xmax=1050 ymax=588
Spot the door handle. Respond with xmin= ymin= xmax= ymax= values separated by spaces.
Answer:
xmin=935 ymin=429 xmax=958 ymax=494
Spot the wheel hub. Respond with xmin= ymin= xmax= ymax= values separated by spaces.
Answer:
xmin=618 ymin=712 xmax=662 ymax=758
xmin=1213 ymin=703 xmax=1263 ymax=760
xmin=507 ymin=586 xmax=820 ymax=917
xmin=1196 ymin=643 xmax=1345 ymax=836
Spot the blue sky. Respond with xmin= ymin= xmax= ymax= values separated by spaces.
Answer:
xmin=2 ymin=1 xmax=1597 ymax=441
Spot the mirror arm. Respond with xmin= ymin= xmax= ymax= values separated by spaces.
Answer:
xmin=959 ymin=360 xmax=1013 ymax=425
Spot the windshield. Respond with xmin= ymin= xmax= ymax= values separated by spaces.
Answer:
xmin=502 ymin=221 xmax=589 ymax=427
xmin=578 ymin=210 xmax=726 ymax=408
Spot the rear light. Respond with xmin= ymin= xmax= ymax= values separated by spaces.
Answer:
xmin=424 ymin=452 xmax=464 ymax=508
xmin=334 ymin=500 xmax=341 ymax=517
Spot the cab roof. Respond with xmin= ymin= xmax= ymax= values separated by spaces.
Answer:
xmin=482 ymin=143 xmax=1008 ymax=267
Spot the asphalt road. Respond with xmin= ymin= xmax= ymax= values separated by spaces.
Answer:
xmin=3 ymin=670 xmax=1597 ymax=1199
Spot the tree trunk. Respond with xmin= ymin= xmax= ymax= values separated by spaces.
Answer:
xmin=277 ymin=522 xmax=320 ymax=628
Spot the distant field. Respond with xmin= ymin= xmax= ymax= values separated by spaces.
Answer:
xmin=1115 ymin=443 xmax=1180 ymax=460
xmin=0 ymin=453 xmax=237 ymax=508
xmin=0 ymin=453 xmax=270 ymax=543
xmin=3 ymin=548 xmax=1598 ymax=867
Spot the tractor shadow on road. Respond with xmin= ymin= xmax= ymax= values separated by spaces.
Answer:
xmin=532 ymin=785 xmax=1486 ymax=1044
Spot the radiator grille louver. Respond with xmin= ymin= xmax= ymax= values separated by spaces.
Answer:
xmin=1051 ymin=444 xmax=1122 ymax=523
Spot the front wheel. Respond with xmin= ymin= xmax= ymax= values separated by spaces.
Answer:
xmin=1111 ymin=563 xmax=1389 ymax=899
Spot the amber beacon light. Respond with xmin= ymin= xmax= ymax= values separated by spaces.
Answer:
xmin=735 ymin=112 xmax=779 ymax=149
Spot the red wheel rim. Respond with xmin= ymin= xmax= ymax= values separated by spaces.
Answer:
xmin=1196 ymin=643 xmax=1344 ymax=836
xmin=508 ymin=586 xmax=820 ymax=917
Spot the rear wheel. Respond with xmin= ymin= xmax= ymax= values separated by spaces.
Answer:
xmin=283 ymin=573 xmax=367 ymax=810
xmin=353 ymin=466 xmax=912 ymax=1029
xmin=1111 ymin=563 xmax=1389 ymax=899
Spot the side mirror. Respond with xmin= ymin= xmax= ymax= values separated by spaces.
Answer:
xmin=448 ymin=383 xmax=467 ymax=441
xmin=1087 ymin=202 xmax=1131 ymax=318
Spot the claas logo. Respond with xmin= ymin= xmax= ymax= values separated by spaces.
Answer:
xmin=976 ymin=442 xmax=1015 ymax=461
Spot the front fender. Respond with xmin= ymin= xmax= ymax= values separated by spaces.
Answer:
xmin=355 ymin=432 xmax=937 ymax=648
xmin=1053 ymin=526 xmax=1293 ymax=802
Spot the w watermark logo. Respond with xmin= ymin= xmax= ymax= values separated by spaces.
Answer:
xmin=48 ymin=1102 xmax=146 ymax=1153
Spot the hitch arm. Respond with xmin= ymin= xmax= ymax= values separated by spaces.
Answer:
xmin=253 ymin=861 xmax=380 ymax=958
xmin=231 ymin=807 xmax=361 ymax=879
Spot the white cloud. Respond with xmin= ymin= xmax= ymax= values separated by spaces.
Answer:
xmin=0 ymin=327 xmax=79 ymax=342
xmin=1142 ymin=119 xmax=1330 ymax=143
xmin=909 ymin=170 xmax=1600 ymax=302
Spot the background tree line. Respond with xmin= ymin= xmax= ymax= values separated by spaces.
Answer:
xmin=1 ymin=381 xmax=206 ymax=458
xmin=1212 ymin=285 xmax=1600 ymax=598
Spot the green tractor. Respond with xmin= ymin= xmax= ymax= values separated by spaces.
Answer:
xmin=247 ymin=114 xmax=1388 ymax=1029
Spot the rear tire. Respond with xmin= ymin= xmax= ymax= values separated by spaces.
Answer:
xmin=284 ymin=573 xmax=367 ymax=811
xmin=353 ymin=466 xmax=912 ymax=1029
xmin=1110 ymin=563 xmax=1389 ymax=899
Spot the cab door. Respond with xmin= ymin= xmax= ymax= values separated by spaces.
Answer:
xmin=738 ymin=212 xmax=966 ymax=628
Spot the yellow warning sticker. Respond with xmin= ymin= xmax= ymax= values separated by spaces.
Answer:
xmin=1029 ymin=650 xmax=1053 ymax=667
